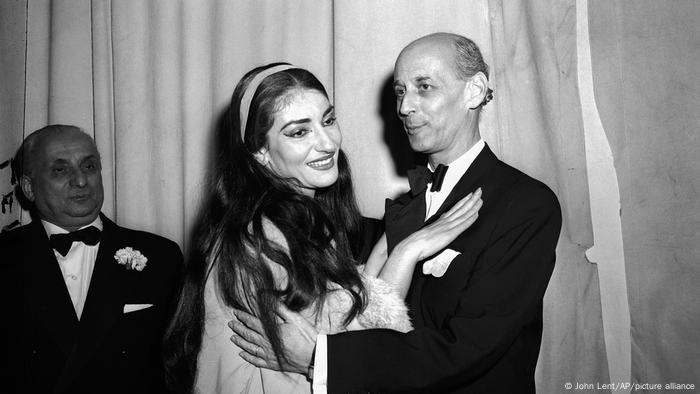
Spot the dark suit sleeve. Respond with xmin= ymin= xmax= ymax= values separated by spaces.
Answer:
xmin=149 ymin=236 xmax=184 ymax=337
xmin=144 ymin=236 xmax=184 ymax=394
xmin=327 ymin=185 xmax=562 ymax=393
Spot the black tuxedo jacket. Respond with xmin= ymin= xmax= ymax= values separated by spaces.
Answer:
xmin=327 ymin=145 xmax=562 ymax=393
xmin=0 ymin=213 xmax=183 ymax=394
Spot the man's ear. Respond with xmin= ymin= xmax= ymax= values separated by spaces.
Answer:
xmin=253 ymin=148 xmax=270 ymax=166
xmin=463 ymin=72 xmax=489 ymax=110
xmin=20 ymin=175 xmax=36 ymax=202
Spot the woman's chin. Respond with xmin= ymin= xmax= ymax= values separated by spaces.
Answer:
xmin=299 ymin=177 xmax=338 ymax=195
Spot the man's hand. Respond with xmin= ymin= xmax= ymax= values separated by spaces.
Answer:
xmin=228 ymin=305 xmax=318 ymax=376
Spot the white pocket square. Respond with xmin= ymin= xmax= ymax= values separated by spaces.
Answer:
xmin=422 ymin=249 xmax=461 ymax=278
xmin=123 ymin=303 xmax=153 ymax=313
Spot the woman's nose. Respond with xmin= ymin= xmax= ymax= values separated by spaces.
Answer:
xmin=315 ymin=127 xmax=339 ymax=151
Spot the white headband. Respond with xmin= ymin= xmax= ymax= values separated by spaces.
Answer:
xmin=239 ymin=64 xmax=299 ymax=140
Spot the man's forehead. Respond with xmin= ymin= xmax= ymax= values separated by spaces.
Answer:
xmin=394 ymin=41 xmax=457 ymax=81
xmin=39 ymin=132 xmax=99 ymax=161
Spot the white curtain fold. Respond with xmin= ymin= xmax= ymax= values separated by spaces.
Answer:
xmin=589 ymin=0 xmax=700 ymax=388
xmin=486 ymin=2 xmax=610 ymax=392
xmin=90 ymin=0 xmax=117 ymax=220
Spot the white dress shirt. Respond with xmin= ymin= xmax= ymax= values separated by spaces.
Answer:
xmin=42 ymin=217 xmax=103 ymax=320
xmin=425 ymin=138 xmax=485 ymax=219
xmin=312 ymin=139 xmax=486 ymax=392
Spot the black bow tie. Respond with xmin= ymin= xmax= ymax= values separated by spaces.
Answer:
xmin=49 ymin=226 xmax=102 ymax=257
xmin=407 ymin=164 xmax=449 ymax=194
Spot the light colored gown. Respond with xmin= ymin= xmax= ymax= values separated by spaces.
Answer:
xmin=195 ymin=222 xmax=412 ymax=394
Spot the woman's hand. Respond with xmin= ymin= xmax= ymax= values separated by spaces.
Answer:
xmin=378 ymin=188 xmax=483 ymax=297
xmin=397 ymin=187 xmax=482 ymax=262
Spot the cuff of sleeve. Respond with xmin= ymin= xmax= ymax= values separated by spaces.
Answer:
xmin=312 ymin=334 xmax=328 ymax=394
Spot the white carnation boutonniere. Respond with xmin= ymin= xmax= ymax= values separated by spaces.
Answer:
xmin=114 ymin=247 xmax=148 ymax=271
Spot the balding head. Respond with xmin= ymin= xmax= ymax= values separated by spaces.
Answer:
xmin=15 ymin=125 xmax=98 ymax=177
xmin=15 ymin=125 xmax=104 ymax=230
xmin=400 ymin=32 xmax=493 ymax=106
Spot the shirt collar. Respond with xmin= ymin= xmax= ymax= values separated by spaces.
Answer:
xmin=41 ymin=216 xmax=104 ymax=237
xmin=427 ymin=138 xmax=485 ymax=195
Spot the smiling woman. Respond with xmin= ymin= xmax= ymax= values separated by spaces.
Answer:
xmin=161 ymin=63 xmax=402 ymax=394
xmin=162 ymin=63 xmax=482 ymax=394
xmin=257 ymin=89 xmax=341 ymax=196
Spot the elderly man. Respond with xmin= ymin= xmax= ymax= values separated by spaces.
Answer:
xmin=230 ymin=32 xmax=562 ymax=393
xmin=0 ymin=125 xmax=183 ymax=394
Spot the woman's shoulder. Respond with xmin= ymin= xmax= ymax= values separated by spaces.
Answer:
xmin=244 ymin=217 xmax=290 ymax=286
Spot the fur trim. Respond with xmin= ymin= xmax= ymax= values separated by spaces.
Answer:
xmin=356 ymin=275 xmax=413 ymax=332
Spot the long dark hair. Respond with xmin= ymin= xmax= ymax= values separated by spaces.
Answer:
xmin=163 ymin=63 xmax=366 ymax=393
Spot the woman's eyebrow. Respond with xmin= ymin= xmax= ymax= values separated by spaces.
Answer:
xmin=280 ymin=105 xmax=335 ymax=129
xmin=281 ymin=118 xmax=311 ymax=130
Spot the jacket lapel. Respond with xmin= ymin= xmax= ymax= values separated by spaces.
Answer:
xmin=54 ymin=214 xmax=126 ymax=392
xmin=77 ymin=215 xmax=125 ymax=352
xmin=384 ymin=192 xmax=426 ymax=254
xmin=25 ymin=220 xmax=79 ymax=356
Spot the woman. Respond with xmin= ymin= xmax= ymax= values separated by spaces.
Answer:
xmin=163 ymin=63 xmax=482 ymax=393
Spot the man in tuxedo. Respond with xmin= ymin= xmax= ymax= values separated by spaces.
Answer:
xmin=0 ymin=125 xmax=183 ymax=394
xmin=230 ymin=32 xmax=562 ymax=393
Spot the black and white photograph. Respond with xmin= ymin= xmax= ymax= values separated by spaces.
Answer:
xmin=1 ymin=1 xmax=698 ymax=393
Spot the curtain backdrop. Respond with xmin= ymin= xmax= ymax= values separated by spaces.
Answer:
xmin=14 ymin=0 xmax=700 ymax=392
xmin=588 ymin=1 xmax=700 ymax=389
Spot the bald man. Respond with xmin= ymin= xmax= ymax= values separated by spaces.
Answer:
xmin=230 ymin=33 xmax=562 ymax=393
xmin=0 ymin=125 xmax=183 ymax=394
